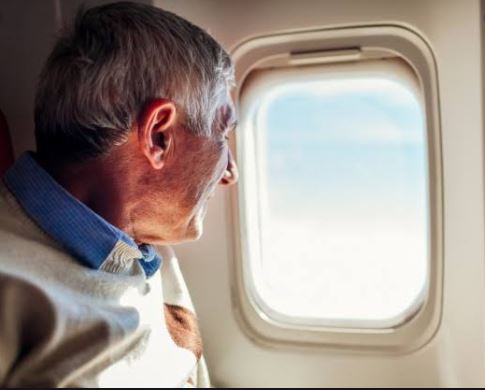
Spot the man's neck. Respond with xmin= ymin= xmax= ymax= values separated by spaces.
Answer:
xmin=37 ymin=153 xmax=137 ymax=239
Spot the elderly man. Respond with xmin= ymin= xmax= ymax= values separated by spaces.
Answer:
xmin=0 ymin=1 xmax=237 ymax=387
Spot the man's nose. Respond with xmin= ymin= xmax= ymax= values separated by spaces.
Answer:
xmin=220 ymin=149 xmax=238 ymax=186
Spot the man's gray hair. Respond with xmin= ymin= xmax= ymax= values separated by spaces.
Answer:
xmin=35 ymin=1 xmax=234 ymax=162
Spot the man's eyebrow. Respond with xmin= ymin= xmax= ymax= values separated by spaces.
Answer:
xmin=223 ymin=106 xmax=238 ymax=130
xmin=228 ymin=106 xmax=238 ymax=128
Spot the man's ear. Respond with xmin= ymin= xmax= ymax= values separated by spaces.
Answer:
xmin=138 ymin=99 xmax=177 ymax=170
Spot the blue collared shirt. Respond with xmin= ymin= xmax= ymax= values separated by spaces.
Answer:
xmin=3 ymin=152 xmax=161 ymax=277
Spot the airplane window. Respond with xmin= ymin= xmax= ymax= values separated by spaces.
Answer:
xmin=243 ymin=71 xmax=429 ymax=328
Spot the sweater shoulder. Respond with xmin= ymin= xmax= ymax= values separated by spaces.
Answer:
xmin=0 ymin=182 xmax=62 ymax=251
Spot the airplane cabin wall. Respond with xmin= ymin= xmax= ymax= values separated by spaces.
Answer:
xmin=0 ymin=0 xmax=59 ymax=156
xmin=0 ymin=0 xmax=484 ymax=387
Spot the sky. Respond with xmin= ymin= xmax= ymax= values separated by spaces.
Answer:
xmin=249 ymin=77 xmax=429 ymax=327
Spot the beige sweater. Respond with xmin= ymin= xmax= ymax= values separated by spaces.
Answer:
xmin=0 ymin=182 xmax=210 ymax=387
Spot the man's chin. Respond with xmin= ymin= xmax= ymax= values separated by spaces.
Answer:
xmin=139 ymin=211 xmax=206 ymax=246
xmin=181 ymin=206 xmax=208 ymax=242
xmin=137 ymin=222 xmax=203 ymax=246
xmin=166 ymin=219 xmax=205 ymax=245
xmin=185 ymin=217 xmax=204 ymax=241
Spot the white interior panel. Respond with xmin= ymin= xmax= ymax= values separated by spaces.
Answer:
xmin=0 ymin=0 xmax=484 ymax=387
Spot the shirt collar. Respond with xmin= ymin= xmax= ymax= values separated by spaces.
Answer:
xmin=3 ymin=152 xmax=162 ymax=277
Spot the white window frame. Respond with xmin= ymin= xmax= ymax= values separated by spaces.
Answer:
xmin=229 ymin=25 xmax=443 ymax=352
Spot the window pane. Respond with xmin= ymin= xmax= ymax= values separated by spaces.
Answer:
xmin=251 ymin=77 xmax=428 ymax=327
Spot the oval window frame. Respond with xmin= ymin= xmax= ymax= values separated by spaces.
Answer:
xmin=229 ymin=24 xmax=443 ymax=353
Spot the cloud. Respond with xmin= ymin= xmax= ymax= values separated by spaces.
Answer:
xmin=274 ymin=77 xmax=420 ymax=107
xmin=258 ymin=77 xmax=425 ymax=146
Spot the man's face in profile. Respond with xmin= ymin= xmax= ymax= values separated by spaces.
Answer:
xmin=174 ymin=95 xmax=238 ymax=240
